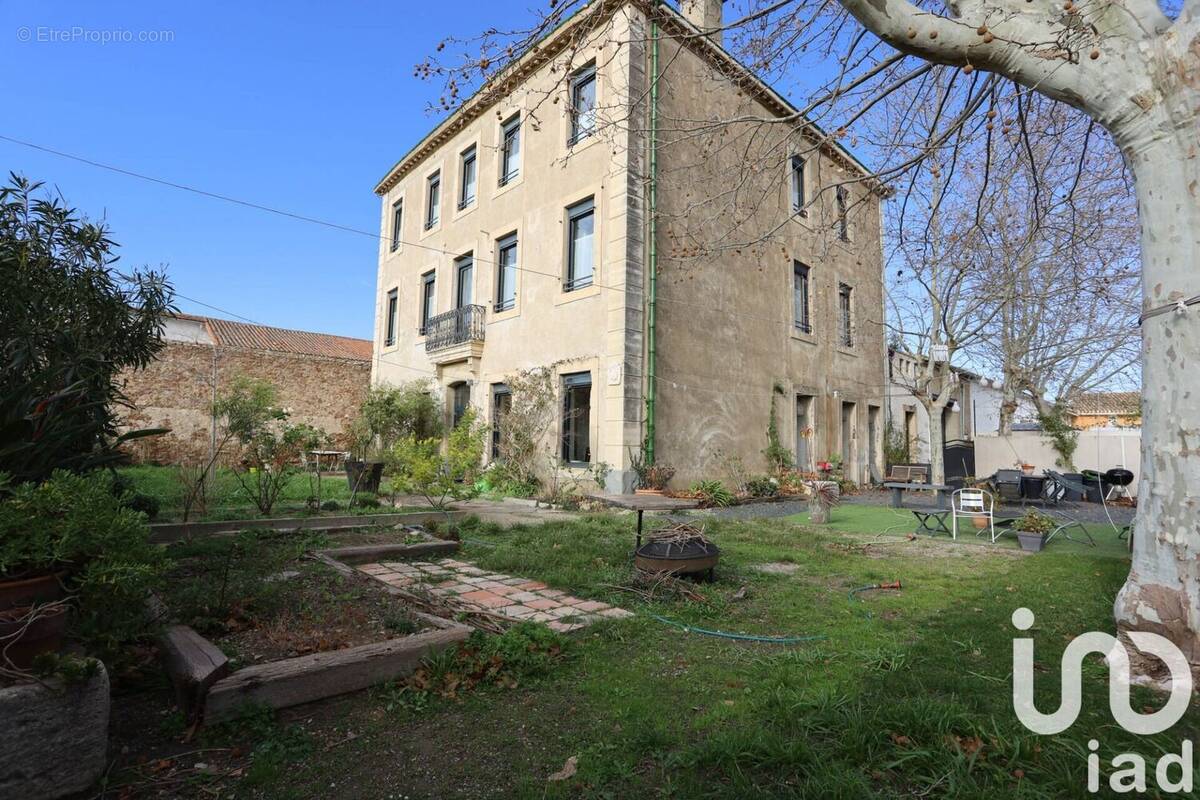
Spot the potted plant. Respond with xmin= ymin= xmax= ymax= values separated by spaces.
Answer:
xmin=1014 ymin=509 xmax=1055 ymax=552
xmin=806 ymin=480 xmax=841 ymax=524
xmin=636 ymin=463 xmax=676 ymax=495
xmin=1020 ymin=463 xmax=1036 ymax=476
xmin=0 ymin=471 xmax=165 ymax=669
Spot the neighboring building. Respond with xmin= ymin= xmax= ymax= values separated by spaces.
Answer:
xmin=886 ymin=351 xmax=979 ymax=466
xmin=370 ymin=0 xmax=887 ymax=490
xmin=970 ymin=378 xmax=1040 ymax=435
xmin=1067 ymin=391 xmax=1142 ymax=430
xmin=119 ymin=314 xmax=371 ymax=465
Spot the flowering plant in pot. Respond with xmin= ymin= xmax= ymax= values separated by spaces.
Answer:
xmin=1014 ymin=510 xmax=1055 ymax=553
xmin=805 ymin=480 xmax=841 ymax=524
xmin=0 ymin=471 xmax=166 ymax=670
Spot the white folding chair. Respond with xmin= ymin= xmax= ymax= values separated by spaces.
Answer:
xmin=951 ymin=488 xmax=995 ymax=542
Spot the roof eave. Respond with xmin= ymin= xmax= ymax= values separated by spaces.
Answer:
xmin=374 ymin=0 xmax=889 ymax=198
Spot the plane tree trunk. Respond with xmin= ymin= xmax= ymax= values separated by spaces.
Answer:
xmin=838 ymin=0 xmax=1200 ymax=676
xmin=1112 ymin=110 xmax=1200 ymax=675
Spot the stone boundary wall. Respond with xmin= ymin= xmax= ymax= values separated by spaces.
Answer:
xmin=118 ymin=341 xmax=370 ymax=465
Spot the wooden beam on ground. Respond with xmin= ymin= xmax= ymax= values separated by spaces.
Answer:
xmin=148 ymin=511 xmax=465 ymax=543
xmin=203 ymin=627 xmax=470 ymax=724
xmin=159 ymin=625 xmax=231 ymax=718
xmin=318 ymin=540 xmax=459 ymax=563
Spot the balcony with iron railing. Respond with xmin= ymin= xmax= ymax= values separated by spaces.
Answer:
xmin=423 ymin=304 xmax=486 ymax=356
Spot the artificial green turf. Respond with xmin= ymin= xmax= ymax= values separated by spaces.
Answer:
xmin=787 ymin=502 xmax=1132 ymax=559
xmin=240 ymin=512 xmax=1191 ymax=800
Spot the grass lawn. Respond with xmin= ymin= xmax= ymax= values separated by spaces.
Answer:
xmin=114 ymin=506 xmax=1197 ymax=799
xmin=108 ymin=510 xmax=1195 ymax=796
xmin=116 ymin=464 xmax=409 ymax=522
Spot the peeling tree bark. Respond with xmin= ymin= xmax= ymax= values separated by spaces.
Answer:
xmin=1113 ymin=113 xmax=1200 ymax=673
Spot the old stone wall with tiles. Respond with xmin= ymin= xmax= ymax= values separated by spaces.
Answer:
xmin=117 ymin=342 xmax=370 ymax=465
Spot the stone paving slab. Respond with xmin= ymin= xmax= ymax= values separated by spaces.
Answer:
xmin=357 ymin=558 xmax=634 ymax=631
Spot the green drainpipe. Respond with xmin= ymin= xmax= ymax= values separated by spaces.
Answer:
xmin=645 ymin=6 xmax=660 ymax=465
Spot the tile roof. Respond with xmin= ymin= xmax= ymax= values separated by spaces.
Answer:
xmin=1069 ymin=391 xmax=1141 ymax=417
xmin=174 ymin=314 xmax=371 ymax=362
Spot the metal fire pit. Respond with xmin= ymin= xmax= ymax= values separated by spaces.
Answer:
xmin=635 ymin=537 xmax=720 ymax=579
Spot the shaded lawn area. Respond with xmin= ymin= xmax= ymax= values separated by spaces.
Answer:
xmin=131 ymin=512 xmax=1193 ymax=799
xmin=116 ymin=464 xmax=409 ymax=522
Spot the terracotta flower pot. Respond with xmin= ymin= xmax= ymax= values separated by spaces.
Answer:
xmin=0 ymin=571 xmax=65 ymax=612
xmin=972 ymin=517 xmax=989 ymax=530
xmin=0 ymin=604 xmax=69 ymax=669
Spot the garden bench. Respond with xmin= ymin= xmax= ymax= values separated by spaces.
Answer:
xmin=885 ymin=465 xmax=928 ymax=484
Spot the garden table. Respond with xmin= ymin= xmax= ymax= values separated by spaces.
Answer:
xmin=911 ymin=509 xmax=952 ymax=536
xmin=884 ymin=482 xmax=952 ymax=509
xmin=307 ymin=450 xmax=349 ymax=472
xmin=592 ymin=494 xmax=702 ymax=549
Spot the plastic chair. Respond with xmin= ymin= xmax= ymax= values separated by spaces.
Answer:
xmin=952 ymin=488 xmax=995 ymax=542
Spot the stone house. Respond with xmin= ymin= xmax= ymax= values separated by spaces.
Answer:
xmin=370 ymin=0 xmax=887 ymax=491
xmin=119 ymin=314 xmax=371 ymax=465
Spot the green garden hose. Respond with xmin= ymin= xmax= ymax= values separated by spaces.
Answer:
xmin=848 ymin=581 xmax=903 ymax=619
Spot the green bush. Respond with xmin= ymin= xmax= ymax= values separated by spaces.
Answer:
xmin=691 ymin=479 xmax=734 ymax=508
xmin=124 ymin=493 xmax=161 ymax=520
xmin=389 ymin=409 xmax=486 ymax=509
xmin=745 ymin=476 xmax=780 ymax=498
xmin=0 ymin=471 xmax=168 ymax=658
xmin=214 ymin=376 xmax=326 ymax=516
xmin=0 ymin=176 xmax=173 ymax=485
xmin=320 ymin=499 xmax=342 ymax=511
xmin=355 ymin=382 xmax=443 ymax=456
xmin=1016 ymin=509 xmax=1055 ymax=534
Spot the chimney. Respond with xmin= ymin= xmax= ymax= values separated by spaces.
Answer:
xmin=681 ymin=0 xmax=725 ymax=42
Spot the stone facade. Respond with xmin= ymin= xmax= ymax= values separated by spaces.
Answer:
xmin=371 ymin=0 xmax=888 ymax=490
xmin=119 ymin=316 xmax=371 ymax=465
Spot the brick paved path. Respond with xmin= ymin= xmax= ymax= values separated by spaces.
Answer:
xmin=358 ymin=558 xmax=633 ymax=633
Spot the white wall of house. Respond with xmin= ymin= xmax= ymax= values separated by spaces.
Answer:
xmin=970 ymin=379 xmax=1040 ymax=435
xmin=971 ymin=379 xmax=1004 ymax=437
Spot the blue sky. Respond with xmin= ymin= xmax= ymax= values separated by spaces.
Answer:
xmin=0 ymin=1 xmax=520 ymax=339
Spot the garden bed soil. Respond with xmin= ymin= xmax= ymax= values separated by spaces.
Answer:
xmin=197 ymin=563 xmax=434 ymax=665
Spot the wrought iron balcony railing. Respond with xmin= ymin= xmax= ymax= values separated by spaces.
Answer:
xmin=423 ymin=304 xmax=486 ymax=353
